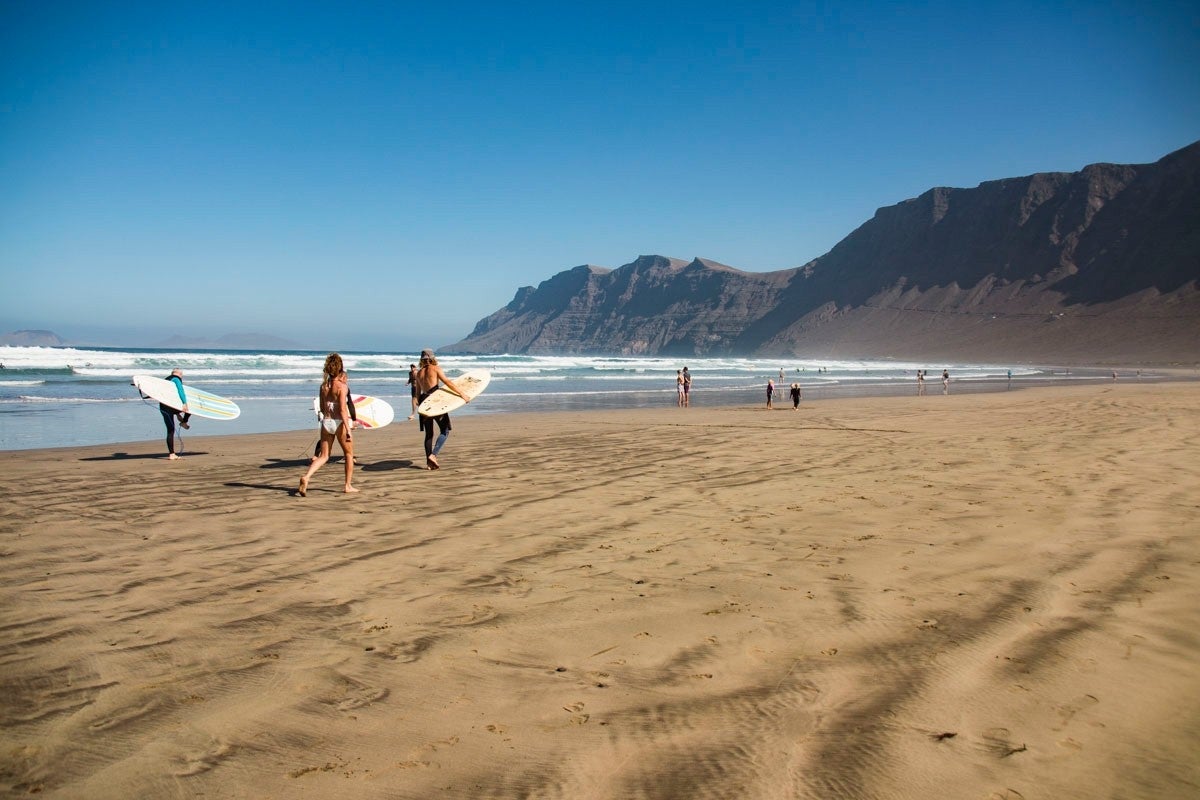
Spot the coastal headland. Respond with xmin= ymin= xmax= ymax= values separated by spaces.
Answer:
xmin=2 ymin=383 xmax=1198 ymax=798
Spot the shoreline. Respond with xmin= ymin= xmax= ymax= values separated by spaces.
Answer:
xmin=3 ymin=367 xmax=1195 ymax=453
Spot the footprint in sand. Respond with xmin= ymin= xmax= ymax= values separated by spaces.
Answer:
xmin=1053 ymin=694 xmax=1099 ymax=731
xmin=171 ymin=739 xmax=234 ymax=777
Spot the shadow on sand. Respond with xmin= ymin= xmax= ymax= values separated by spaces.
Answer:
xmin=360 ymin=460 xmax=415 ymax=472
xmin=81 ymin=452 xmax=210 ymax=462
xmin=224 ymin=481 xmax=302 ymax=496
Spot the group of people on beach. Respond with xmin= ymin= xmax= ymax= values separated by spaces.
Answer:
xmin=156 ymin=350 xmax=471 ymax=496
xmin=915 ymin=369 xmax=951 ymax=395
xmin=296 ymin=349 xmax=469 ymax=495
xmin=765 ymin=378 xmax=803 ymax=410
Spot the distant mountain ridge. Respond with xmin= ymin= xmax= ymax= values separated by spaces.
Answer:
xmin=448 ymin=141 xmax=1200 ymax=363
xmin=0 ymin=330 xmax=68 ymax=347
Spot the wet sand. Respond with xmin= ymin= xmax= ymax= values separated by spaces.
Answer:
xmin=2 ymin=383 xmax=1198 ymax=799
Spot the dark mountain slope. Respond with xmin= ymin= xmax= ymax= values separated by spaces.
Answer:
xmin=448 ymin=142 xmax=1200 ymax=363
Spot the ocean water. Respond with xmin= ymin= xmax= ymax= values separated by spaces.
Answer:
xmin=0 ymin=345 xmax=1127 ymax=451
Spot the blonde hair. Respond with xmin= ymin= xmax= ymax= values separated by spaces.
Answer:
xmin=323 ymin=353 xmax=344 ymax=383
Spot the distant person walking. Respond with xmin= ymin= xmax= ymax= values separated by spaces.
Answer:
xmin=766 ymin=378 xmax=775 ymax=409
xmin=790 ymin=382 xmax=801 ymax=409
xmin=159 ymin=368 xmax=191 ymax=460
xmin=942 ymin=369 xmax=950 ymax=394
xmin=676 ymin=370 xmax=685 ymax=407
xmin=917 ymin=369 xmax=926 ymax=396
xmin=407 ymin=363 xmax=419 ymax=420
xmin=682 ymin=366 xmax=692 ymax=407
xmin=414 ymin=348 xmax=470 ymax=470
xmin=298 ymin=353 xmax=357 ymax=496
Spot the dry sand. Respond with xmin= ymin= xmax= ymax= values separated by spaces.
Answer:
xmin=2 ymin=383 xmax=1199 ymax=799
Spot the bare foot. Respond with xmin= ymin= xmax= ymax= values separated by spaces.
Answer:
xmin=344 ymin=485 xmax=360 ymax=493
xmin=426 ymin=454 xmax=440 ymax=470
xmin=297 ymin=477 xmax=308 ymax=497
xmin=407 ymin=414 xmax=415 ymax=420
xmin=168 ymin=453 xmax=180 ymax=460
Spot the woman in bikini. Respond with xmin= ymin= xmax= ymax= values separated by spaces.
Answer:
xmin=298 ymin=353 xmax=358 ymax=495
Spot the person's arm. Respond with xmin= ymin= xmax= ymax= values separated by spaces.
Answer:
xmin=172 ymin=377 xmax=190 ymax=413
xmin=337 ymin=383 xmax=353 ymax=435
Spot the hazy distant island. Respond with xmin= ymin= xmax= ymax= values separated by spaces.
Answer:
xmin=0 ymin=330 xmax=69 ymax=347
xmin=447 ymin=140 xmax=1200 ymax=365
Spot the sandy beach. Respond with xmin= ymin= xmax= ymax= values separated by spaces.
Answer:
xmin=2 ymin=383 xmax=1198 ymax=799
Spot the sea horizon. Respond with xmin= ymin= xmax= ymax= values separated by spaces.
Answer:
xmin=0 ymin=344 xmax=1161 ymax=451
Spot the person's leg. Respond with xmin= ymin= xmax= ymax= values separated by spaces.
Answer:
xmin=432 ymin=415 xmax=450 ymax=455
xmin=299 ymin=432 xmax=332 ymax=495
xmin=422 ymin=418 xmax=434 ymax=457
xmin=337 ymin=424 xmax=357 ymax=492
xmin=161 ymin=409 xmax=178 ymax=458
xmin=422 ymin=416 xmax=437 ymax=467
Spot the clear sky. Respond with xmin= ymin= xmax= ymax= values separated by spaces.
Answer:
xmin=2 ymin=1 xmax=1197 ymax=350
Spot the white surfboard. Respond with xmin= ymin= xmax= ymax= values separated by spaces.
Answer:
xmin=312 ymin=394 xmax=394 ymax=429
xmin=416 ymin=369 xmax=490 ymax=417
xmin=132 ymin=374 xmax=241 ymax=420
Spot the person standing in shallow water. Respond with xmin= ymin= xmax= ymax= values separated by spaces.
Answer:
xmin=414 ymin=349 xmax=470 ymax=470
xmin=766 ymin=378 xmax=775 ymax=409
xmin=298 ymin=353 xmax=357 ymax=496
xmin=676 ymin=370 xmax=685 ymax=407
xmin=682 ymin=367 xmax=692 ymax=407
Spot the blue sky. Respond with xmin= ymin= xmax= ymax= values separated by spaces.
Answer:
xmin=2 ymin=1 xmax=1197 ymax=350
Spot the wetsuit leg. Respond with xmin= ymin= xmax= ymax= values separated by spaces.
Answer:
xmin=432 ymin=416 xmax=450 ymax=455
xmin=423 ymin=414 xmax=451 ymax=457
xmin=423 ymin=417 xmax=436 ymax=458
xmin=161 ymin=408 xmax=177 ymax=454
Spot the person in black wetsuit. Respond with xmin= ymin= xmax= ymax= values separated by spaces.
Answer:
xmin=413 ymin=349 xmax=469 ymax=470
xmin=160 ymin=368 xmax=191 ymax=460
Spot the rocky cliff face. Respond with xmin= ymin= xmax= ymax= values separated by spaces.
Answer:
xmin=448 ymin=141 xmax=1200 ymax=362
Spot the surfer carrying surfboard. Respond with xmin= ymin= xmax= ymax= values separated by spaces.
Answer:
xmin=161 ymin=369 xmax=191 ymax=460
xmin=297 ymin=353 xmax=358 ymax=495
xmin=414 ymin=349 xmax=469 ymax=470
